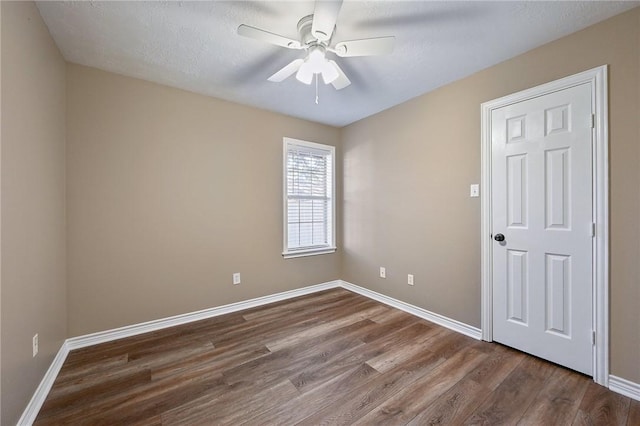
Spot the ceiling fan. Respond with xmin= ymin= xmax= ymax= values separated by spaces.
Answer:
xmin=237 ymin=0 xmax=395 ymax=90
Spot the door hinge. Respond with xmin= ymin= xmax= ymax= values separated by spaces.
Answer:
xmin=590 ymin=114 xmax=595 ymax=129
xmin=592 ymin=330 xmax=596 ymax=345
xmin=591 ymin=222 xmax=596 ymax=238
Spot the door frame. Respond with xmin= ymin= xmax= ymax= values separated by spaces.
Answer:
xmin=480 ymin=65 xmax=609 ymax=385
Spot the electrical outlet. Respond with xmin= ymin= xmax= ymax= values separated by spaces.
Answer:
xmin=470 ymin=184 xmax=480 ymax=197
xmin=233 ymin=272 xmax=241 ymax=285
xmin=379 ymin=267 xmax=386 ymax=279
xmin=33 ymin=334 xmax=38 ymax=357
xmin=408 ymin=274 xmax=414 ymax=286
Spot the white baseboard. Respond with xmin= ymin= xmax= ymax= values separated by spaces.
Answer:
xmin=18 ymin=278 xmax=640 ymax=424
xmin=609 ymin=375 xmax=640 ymax=402
xmin=339 ymin=280 xmax=482 ymax=340
xmin=64 ymin=279 xmax=482 ymax=352
xmin=17 ymin=342 xmax=70 ymax=426
xmin=17 ymin=278 xmax=515 ymax=424
xmin=66 ymin=280 xmax=341 ymax=350
xmin=18 ymin=280 xmax=340 ymax=424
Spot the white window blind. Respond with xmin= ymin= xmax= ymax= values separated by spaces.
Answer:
xmin=283 ymin=138 xmax=336 ymax=258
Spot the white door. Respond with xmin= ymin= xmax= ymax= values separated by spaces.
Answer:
xmin=491 ymin=83 xmax=593 ymax=375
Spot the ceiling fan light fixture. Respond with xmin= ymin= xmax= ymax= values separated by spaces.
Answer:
xmin=298 ymin=45 xmax=338 ymax=85
xmin=308 ymin=46 xmax=327 ymax=67
xmin=297 ymin=46 xmax=332 ymax=85
xmin=295 ymin=61 xmax=314 ymax=84
xmin=321 ymin=61 xmax=339 ymax=84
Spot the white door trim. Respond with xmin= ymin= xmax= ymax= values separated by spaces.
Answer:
xmin=480 ymin=65 xmax=609 ymax=385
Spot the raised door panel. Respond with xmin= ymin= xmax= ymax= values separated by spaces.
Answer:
xmin=507 ymin=154 xmax=528 ymax=228
xmin=545 ymin=253 xmax=571 ymax=337
xmin=545 ymin=148 xmax=571 ymax=230
xmin=507 ymin=250 xmax=528 ymax=325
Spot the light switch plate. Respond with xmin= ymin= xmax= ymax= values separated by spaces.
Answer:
xmin=470 ymin=184 xmax=480 ymax=197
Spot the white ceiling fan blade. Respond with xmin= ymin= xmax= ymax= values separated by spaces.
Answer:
xmin=334 ymin=36 xmax=395 ymax=57
xmin=328 ymin=60 xmax=350 ymax=90
xmin=311 ymin=0 xmax=343 ymax=42
xmin=268 ymin=59 xmax=305 ymax=82
xmin=238 ymin=24 xmax=302 ymax=49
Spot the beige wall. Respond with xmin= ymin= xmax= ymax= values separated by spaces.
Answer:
xmin=66 ymin=64 xmax=341 ymax=336
xmin=1 ymin=2 xmax=3 ymax=419
xmin=341 ymin=7 xmax=640 ymax=383
xmin=1 ymin=2 xmax=67 ymax=424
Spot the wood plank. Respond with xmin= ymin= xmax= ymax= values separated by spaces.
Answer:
xmin=241 ymin=288 xmax=356 ymax=321
xmin=53 ymin=353 xmax=129 ymax=385
xmin=161 ymin=379 xmax=299 ymax=425
xmin=367 ymin=306 xmax=405 ymax=323
xmin=466 ymin=343 xmax=525 ymax=390
xmin=421 ymin=329 xmax=479 ymax=359
xmin=244 ymin=364 xmax=380 ymax=425
xmin=36 ymin=368 xmax=153 ymax=422
xmin=49 ymin=341 xmax=218 ymax=401
xmin=221 ymin=319 xmax=373 ymax=386
xmin=572 ymin=381 xmax=631 ymax=426
xmin=298 ymin=347 xmax=449 ymax=425
xmin=287 ymin=322 xmax=387 ymax=392
xmin=365 ymin=327 xmax=444 ymax=373
xmin=354 ymin=348 xmax=489 ymax=425
xmin=462 ymin=356 xmax=555 ymax=425
xmin=38 ymin=368 xmax=228 ymax=424
xmin=627 ymin=399 xmax=640 ymax=426
xmin=150 ymin=342 xmax=270 ymax=381
xmin=406 ymin=377 xmax=491 ymax=425
xmin=264 ymin=304 xmax=388 ymax=352
xmin=518 ymin=367 xmax=590 ymax=425
xmin=290 ymin=323 xmax=443 ymax=393
xmin=212 ymin=297 xmax=379 ymax=349
xmin=359 ymin=313 xmax=420 ymax=343
xmin=61 ymin=312 xmax=245 ymax=365
xmin=76 ymin=373 xmax=229 ymax=424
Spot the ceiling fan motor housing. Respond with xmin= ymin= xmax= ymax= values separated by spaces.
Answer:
xmin=298 ymin=15 xmax=333 ymax=47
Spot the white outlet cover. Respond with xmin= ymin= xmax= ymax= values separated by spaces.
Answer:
xmin=408 ymin=274 xmax=414 ymax=286
xmin=32 ymin=334 xmax=38 ymax=357
xmin=233 ymin=273 xmax=241 ymax=285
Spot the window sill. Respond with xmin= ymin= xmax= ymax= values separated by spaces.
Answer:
xmin=282 ymin=247 xmax=337 ymax=259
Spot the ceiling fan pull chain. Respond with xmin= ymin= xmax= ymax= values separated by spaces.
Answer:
xmin=315 ymin=74 xmax=319 ymax=104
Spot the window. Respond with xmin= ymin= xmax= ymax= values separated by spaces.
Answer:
xmin=283 ymin=138 xmax=336 ymax=258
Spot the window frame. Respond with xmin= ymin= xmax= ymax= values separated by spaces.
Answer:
xmin=282 ymin=137 xmax=336 ymax=259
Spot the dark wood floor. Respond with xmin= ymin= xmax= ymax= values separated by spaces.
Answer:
xmin=35 ymin=288 xmax=639 ymax=425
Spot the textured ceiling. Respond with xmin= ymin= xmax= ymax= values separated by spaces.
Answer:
xmin=37 ymin=1 xmax=638 ymax=127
